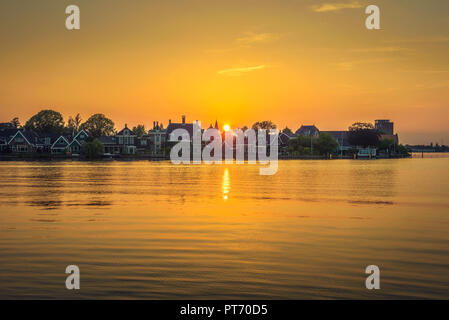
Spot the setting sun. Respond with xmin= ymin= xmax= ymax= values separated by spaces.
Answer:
xmin=223 ymin=124 xmax=230 ymax=132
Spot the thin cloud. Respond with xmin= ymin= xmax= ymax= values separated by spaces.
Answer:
xmin=350 ymin=46 xmax=409 ymax=53
xmin=313 ymin=1 xmax=363 ymax=12
xmin=236 ymin=32 xmax=281 ymax=45
xmin=218 ymin=65 xmax=266 ymax=76
xmin=333 ymin=58 xmax=395 ymax=71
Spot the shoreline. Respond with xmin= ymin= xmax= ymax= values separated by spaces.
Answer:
xmin=0 ymin=153 xmax=412 ymax=161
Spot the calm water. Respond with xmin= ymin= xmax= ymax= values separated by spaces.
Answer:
xmin=0 ymin=157 xmax=448 ymax=299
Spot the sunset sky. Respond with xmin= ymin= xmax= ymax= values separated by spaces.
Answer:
xmin=0 ymin=0 xmax=448 ymax=144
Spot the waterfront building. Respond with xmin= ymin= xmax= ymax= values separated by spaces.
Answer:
xmin=148 ymin=121 xmax=166 ymax=155
xmin=116 ymin=124 xmax=137 ymax=154
xmin=375 ymin=119 xmax=394 ymax=135
xmin=295 ymin=125 xmax=319 ymax=137
xmin=166 ymin=115 xmax=194 ymax=143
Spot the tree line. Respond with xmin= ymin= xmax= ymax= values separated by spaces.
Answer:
xmin=6 ymin=109 xmax=150 ymax=138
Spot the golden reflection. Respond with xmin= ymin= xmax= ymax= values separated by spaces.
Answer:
xmin=222 ymin=168 xmax=230 ymax=200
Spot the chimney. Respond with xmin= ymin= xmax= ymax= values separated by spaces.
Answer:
xmin=169 ymin=119 xmax=172 ymax=125
xmin=182 ymin=115 xmax=186 ymax=124
xmin=156 ymin=121 xmax=159 ymax=129
xmin=153 ymin=121 xmax=155 ymax=129
xmin=125 ymin=124 xmax=128 ymax=128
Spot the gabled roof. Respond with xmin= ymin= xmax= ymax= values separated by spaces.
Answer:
xmin=73 ymin=129 xmax=89 ymax=141
xmin=8 ymin=130 xmax=38 ymax=146
xmin=117 ymin=125 xmax=135 ymax=136
xmin=66 ymin=130 xmax=89 ymax=147
xmin=51 ymin=135 xmax=70 ymax=149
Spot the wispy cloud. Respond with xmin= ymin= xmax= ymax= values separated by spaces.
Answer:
xmin=236 ymin=32 xmax=281 ymax=45
xmin=350 ymin=46 xmax=409 ymax=53
xmin=218 ymin=65 xmax=266 ymax=76
xmin=333 ymin=58 xmax=395 ymax=71
xmin=312 ymin=1 xmax=363 ymax=12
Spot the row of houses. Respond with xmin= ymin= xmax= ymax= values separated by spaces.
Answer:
xmin=0 ymin=121 xmax=167 ymax=156
xmin=0 ymin=117 xmax=398 ymax=156
xmin=278 ymin=120 xmax=399 ymax=154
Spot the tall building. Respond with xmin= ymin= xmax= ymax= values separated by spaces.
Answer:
xmin=375 ymin=120 xmax=394 ymax=135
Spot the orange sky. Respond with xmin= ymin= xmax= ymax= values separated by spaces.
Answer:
xmin=0 ymin=0 xmax=448 ymax=144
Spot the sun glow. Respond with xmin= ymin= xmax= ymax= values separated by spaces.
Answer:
xmin=223 ymin=124 xmax=230 ymax=132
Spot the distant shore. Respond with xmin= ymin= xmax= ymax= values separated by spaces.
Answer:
xmin=0 ymin=153 xmax=412 ymax=161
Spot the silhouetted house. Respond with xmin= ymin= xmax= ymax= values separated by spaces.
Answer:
xmin=295 ymin=125 xmax=319 ymax=137
xmin=51 ymin=135 xmax=70 ymax=154
xmin=7 ymin=130 xmax=39 ymax=153
xmin=375 ymin=120 xmax=394 ymax=135
xmin=0 ymin=128 xmax=20 ymax=152
xmin=116 ymin=124 xmax=137 ymax=154
xmin=98 ymin=136 xmax=120 ymax=154
xmin=166 ymin=115 xmax=194 ymax=142
xmin=278 ymin=132 xmax=295 ymax=154
xmin=136 ymin=134 xmax=151 ymax=154
xmin=148 ymin=121 xmax=166 ymax=155
xmin=66 ymin=130 xmax=89 ymax=154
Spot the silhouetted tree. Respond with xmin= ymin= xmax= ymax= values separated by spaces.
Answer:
xmin=132 ymin=124 xmax=146 ymax=137
xmin=10 ymin=117 xmax=20 ymax=128
xmin=25 ymin=109 xmax=65 ymax=134
xmin=82 ymin=138 xmax=104 ymax=159
xmin=252 ymin=121 xmax=277 ymax=131
xmin=315 ymin=133 xmax=339 ymax=155
xmin=282 ymin=127 xmax=293 ymax=135
xmin=81 ymin=114 xmax=115 ymax=138
xmin=67 ymin=114 xmax=82 ymax=132
xmin=348 ymin=122 xmax=380 ymax=147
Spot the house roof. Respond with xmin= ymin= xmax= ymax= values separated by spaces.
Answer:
xmin=166 ymin=123 xmax=194 ymax=140
xmin=295 ymin=125 xmax=319 ymax=136
xmin=7 ymin=130 xmax=39 ymax=145
xmin=279 ymin=132 xmax=294 ymax=145
xmin=117 ymin=125 xmax=135 ymax=136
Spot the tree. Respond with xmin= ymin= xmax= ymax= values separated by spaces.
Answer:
xmin=82 ymin=138 xmax=104 ymax=159
xmin=252 ymin=121 xmax=277 ymax=131
xmin=288 ymin=135 xmax=316 ymax=155
xmin=67 ymin=114 xmax=82 ymax=132
xmin=348 ymin=122 xmax=380 ymax=147
xmin=25 ymin=109 xmax=65 ymax=134
xmin=315 ymin=133 xmax=338 ymax=155
xmin=81 ymin=114 xmax=115 ymax=138
xmin=282 ymin=127 xmax=293 ymax=136
xmin=132 ymin=124 xmax=146 ymax=137
xmin=10 ymin=117 xmax=20 ymax=128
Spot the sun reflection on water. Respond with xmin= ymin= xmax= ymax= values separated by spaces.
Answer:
xmin=222 ymin=168 xmax=230 ymax=200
